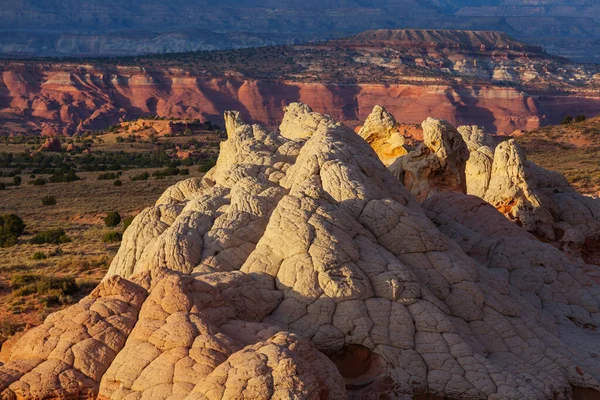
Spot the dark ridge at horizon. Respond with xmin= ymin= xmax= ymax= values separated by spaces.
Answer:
xmin=0 ymin=0 xmax=599 ymax=62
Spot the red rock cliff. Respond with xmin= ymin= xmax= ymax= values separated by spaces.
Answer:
xmin=2 ymin=66 xmax=600 ymax=135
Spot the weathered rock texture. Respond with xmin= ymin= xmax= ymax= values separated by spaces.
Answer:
xmin=389 ymin=117 xmax=469 ymax=201
xmin=370 ymin=106 xmax=600 ymax=263
xmin=2 ymin=103 xmax=600 ymax=399
xmin=358 ymin=105 xmax=407 ymax=166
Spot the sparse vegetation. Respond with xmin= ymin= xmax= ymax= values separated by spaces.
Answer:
xmin=198 ymin=158 xmax=217 ymax=173
xmin=0 ymin=320 xmax=25 ymax=346
xmin=41 ymin=195 xmax=57 ymax=206
xmin=517 ymin=116 xmax=600 ymax=195
xmin=29 ymin=229 xmax=71 ymax=245
xmin=0 ymin=214 xmax=25 ymax=247
xmin=114 ymin=179 xmax=122 ymax=186
xmin=30 ymin=177 xmax=47 ymax=186
xmin=98 ymin=172 xmax=118 ymax=180
xmin=31 ymin=251 xmax=47 ymax=260
xmin=0 ymin=123 xmax=209 ymax=329
xmin=102 ymin=231 xmax=122 ymax=243
xmin=104 ymin=212 xmax=121 ymax=227
xmin=131 ymin=172 xmax=150 ymax=181
xmin=11 ymin=274 xmax=78 ymax=308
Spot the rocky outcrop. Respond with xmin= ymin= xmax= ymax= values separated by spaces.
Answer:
xmin=363 ymin=107 xmax=600 ymax=262
xmin=357 ymin=105 xmax=407 ymax=166
xmin=457 ymin=125 xmax=496 ymax=198
xmin=389 ymin=117 xmax=469 ymax=201
xmin=2 ymin=103 xmax=600 ymax=399
xmin=38 ymin=137 xmax=62 ymax=152
xmin=2 ymin=61 xmax=600 ymax=136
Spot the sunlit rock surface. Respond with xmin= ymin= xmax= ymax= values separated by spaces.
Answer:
xmin=2 ymin=103 xmax=600 ymax=399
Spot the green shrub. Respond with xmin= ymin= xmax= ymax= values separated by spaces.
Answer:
xmin=49 ymin=170 xmax=80 ymax=183
xmin=0 ymin=320 xmax=25 ymax=345
xmin=104 ymin=212 xmax=121 ymax=227
xmin=30 ymin=177 xmax=47 ymax=186
xmin=113 ymin=179 xmax=122 ymax=186
xmin=575 ymin=114 xmax=586 ymax=123
xmin=29 ymin=229 xmax=71 ymax=245
xmin=98 ymin=172 xmax=118 ymax=180
xmin=41 ymin=195 xmax=57 ymax=206
xmin=11 ymin=275 xmax=78 ymax=300
xmin=0 ymin=214 xmax=25 ymax=247
xmin=103 ymin=231 xmax=122 ymax=243
xmin=31 ymin=251 xmax=47 ymax=260
xmin=12 ymin=176 xmax=21 ymax=186
xmin=130 ymin=172 xmax=150 ymax=181
xmin=561 ymin=115 xmax=574 ymax=125
xmin=0 ymin=183 xmax=5 ymax=191
xmin=198 ymin=158 xmax=217 ymax=173
xmin=152 ymin=167 xmax=180 ymax=178
xmin=180 ymin=168 xmax=190 ymax=175
xmin=122 ymin=215 xmax=135 ymax=232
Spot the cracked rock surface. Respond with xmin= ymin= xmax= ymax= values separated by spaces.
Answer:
xmin=370 ymin=106 xmax=600 ymax=264
xmin=2 ymin=103 xmax=600 ymax=399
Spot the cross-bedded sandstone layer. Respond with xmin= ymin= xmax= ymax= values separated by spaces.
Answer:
xmin=1 ymin=103 xmax=600 ymax=399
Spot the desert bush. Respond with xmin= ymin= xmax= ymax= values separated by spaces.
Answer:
xmin=575 ymin=114 xmax=586 ymax=123
xmin=104 ymin=212 xmax=121 ymax=227
xmin=29 ymin=229 xmax=71 ymax=245
xmin=11 ymin=274 xmax=78 ymax=307
xmin=130 ymin=172 xmax=150 ymax=181
xmin=13 ymin=176 xmax=21 ymax=186
xmin=103 ymin=231 xmax=123 ymax=243
xmin=98 ymin=172 xmax=118 ymax=180
xmin=0 ymin=320 xmax=25 ymax=346
xmin=152 ymin=167 xmax=180 ymax=178
xmin=122 ymin=215 xmax=135 ymax=232
xmin=30 ymin=177 xmax=47 ymax=186
xmin=180 ymin=168 xmax=190 ymax=175
xmin=0 ymin=182 xmax=5 ymax=190
xmin=198 ymin=158 xmax=217 ymax=173
xmin=561 ymin=115 xmax=574 ymax=125
xmin=31 ymin=251 xmax=47 ymax=260
xmin=113 ymin=179 xmax=122 ymax=186
xmin=0 ymin=214 xmax=25 ymax=247
xmin=49 ymin=170 xmax=80 ymax=183
xmin=41 ymin=195 xmax=57 ymax=206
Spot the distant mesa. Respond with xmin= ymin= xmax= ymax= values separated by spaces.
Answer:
xmin=1 ymin=102 xmax=600 ymax=399
xmin=0 ymin=29 xmax=598 ymax=137
xmin=347 ymin=29 xmax=544 ymax=54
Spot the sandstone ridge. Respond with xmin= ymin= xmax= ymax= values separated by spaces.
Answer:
xmin=2 ymin=103 xmax=600 ymax=399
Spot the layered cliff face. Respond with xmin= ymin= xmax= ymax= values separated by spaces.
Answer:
xmin=2 ymin=30 xmax=599 ymax=136
xmin=2 ymin=103 xmax=600 ymax=399
xmin=1 ymin=66 xmax=599 ymax=136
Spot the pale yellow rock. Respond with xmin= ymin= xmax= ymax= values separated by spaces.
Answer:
xmin=3 ymin=103 xmax=600 ymax=400
xmin=358 ymin=105 xmax=407 ymax=166
xmin=279 ymin=102 xmax=336 ymax=140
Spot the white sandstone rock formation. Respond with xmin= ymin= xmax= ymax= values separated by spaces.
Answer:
xmin=389 ymin=117 xmax=469 ymax=201
xmin=2 ymin=103 xmax=600 ymax=399
xmin=358 ymin=105 xmax=407 ymax=166
xmin=360 ymin=108 xmax=600 ymax=262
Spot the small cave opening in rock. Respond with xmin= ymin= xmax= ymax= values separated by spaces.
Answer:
xmin=583 ymin=235 xmax=600 ymax=266
xmin=329 ymin=344 xmax=374 ymax=379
